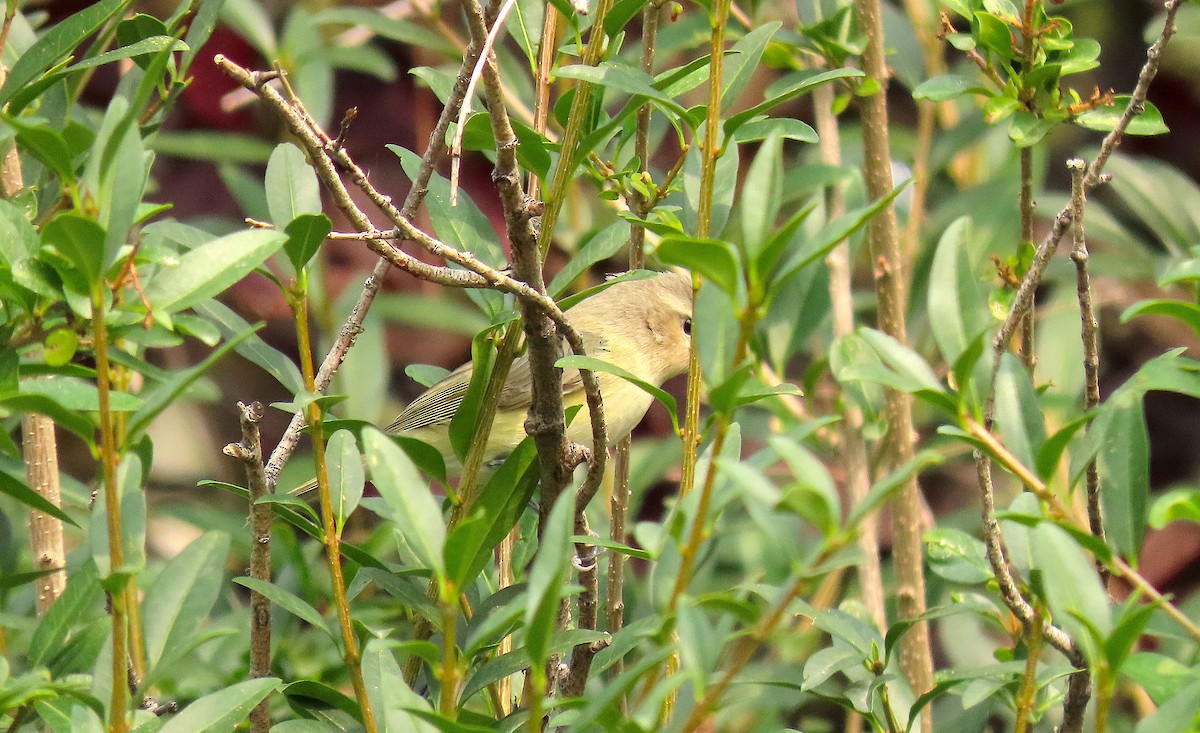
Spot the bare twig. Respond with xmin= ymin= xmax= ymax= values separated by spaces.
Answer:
xmin=1067 ymin=158 xmax=1108 ymax=583
xmin=239 ymin=48 xmax=482 ymax=486
xmin=450 ymin=0 xmax=518 ymax=205
xmin=853 ymin=0 xmax=934 ymax=721
xmin=972 ymin=8 xmax=1183 ymax=727
xmin=988 ymin=0 xmax=1182 ymax=378
xmin=224 ymin=401 xmax=272 ymax=733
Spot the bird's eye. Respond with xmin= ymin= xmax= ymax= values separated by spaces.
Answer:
xmin=683 ymin=317 xmax=692 ymax=335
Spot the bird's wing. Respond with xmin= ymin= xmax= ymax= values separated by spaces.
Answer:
xmin=385 ymin=361 xmax=474 ymax=432
xmin=496 ymin=331 xmax=608 ymax=412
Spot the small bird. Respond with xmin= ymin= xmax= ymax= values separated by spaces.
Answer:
xmin=293 ymin=270 xmax=693 ymax=492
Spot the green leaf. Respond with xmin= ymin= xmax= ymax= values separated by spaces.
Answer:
xmin=27 ymin=562 xmax=104 ymax=668
xmin=97 ymin=115 xmax=147 ymax=275
xmin=1149 ymin=488 xmax=1200 ymax=528
xmin=1124 ymin=653 xmax=1200 ymax=706
xmin=556 ymin=354 xmax=679 ymax=433
xmin=973 ymin=11 xmax=1015 ymax=59
xmin=151 ymin=131 xmax=276 ymax=164
xmin=912 ymin=74 xmax=988 ymax=101
xmin=0 ymin=471 xmax=79 ymax=528
xmin=42 ymin=214 xmax=106 ymax=289
xmin=361 ymin=639 xmax=439 ymax=732
xmin=327 ymin=430 xmax=364 ymax=534
xmin=547 ymin=221 xmax=630 ymax=297
xmin=157 ymin=677 xmax=281 ymax=733
xmin=741 ymin=131 xmax=783 ymax=258
xmin=845 ymin=328 xmax=957 ymax=414
xmin=925 ymin=527 xmax=992 ymax=584
xmin=364 ymin=427 xmax=445 ymax=575
xmin=90 ymin=455 xmax=147 ymax=580
xmin=282 ymin=213 xmax=332 ymax=273
xmin=17 ymin=377 xmax=140 ymax=412
xmin=443 ymin=439 xmax=539 ymax=588
xmin=70 ymin=35 xmax=187 ymax=73
xmin=555 ymin=63 xmax=687 ymax=117
xmin=1121 ymin=299 xmax=1200 ymax=337
xmin=1097 ymin=395 xmax=1150 ymax=559
xmin=1008 ymin=110 xmax=1057 ymax=147
xmin=43 ymin=329 xmax=79 ymax=367
xmin=0 ymin=0 xmax=133 ymax=106
xmin=0 ymin=394 xmax=94 ymax=444
xmin=232 ymin=577 xmax=335 ymax=641
xmin=525 ymin=490 xmax=575 ymax=666
xmin=142 ymin=532 xmax=230 ymax=676
xmin=0 ymin=198 xmax=38 ymax=266
xmin=511 ymin=0 xmax=545 ymax=70
xmin=141 ymin=229 xmax=288 ymax=314
xmin=655 ymin=236 xmax=740 ymax=302
xmin=1031 ymin=522 xmax=1111 ymax=658
xmin=992 ymin=353 xmax=1046 ymax=474
xmin=927 ymin=217 xmax=988 ymax=365
xmin=722 ymin=22 xmax=782 ymax=104
xmin=1132 ymin=680 xmax=1200 ymax=733
xmin=1075 ymin=97 xmax=1169 ymax=136
xmin=280 ymin=681 xmax=361 ymax=727
xmin=724 ymin=67 xmax=863 ymax=139
xmin=265 ymin=142 xmax=321 ymax=229
xmin=125 ymin=325 xmax=260 ymax=440
xmin=10 ymin=118 xmax=77 ymax=182
xmin=310 ymin=6 xmax=457 ymax=56
xmin=193 ymin=300 xmax=304 ymax=394
xmin=774 ymin=181 xmax=909 ymax=283
xmin=729 ymin=116 xmax=818 ymax=145
xmin=848 ymin=450 xmax=944 ymax=529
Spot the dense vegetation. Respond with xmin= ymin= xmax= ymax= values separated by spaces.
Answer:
xmin=1 ymin=0 xmax=1198 ymax=731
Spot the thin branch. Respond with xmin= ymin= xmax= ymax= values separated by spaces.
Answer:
xmin=223 ymin=48 xmax=482 ymax=486
xmin=853 ymin=0 xmax=935 ymax=722
xmin=1067 ymin=158 xmax=1107 ymax=583
xmin=814 ymin=77 xmax=886 ymax=634
xmin=450 ymin=0 xmax=518 ymax=205
xmin=94 ymin=291 xmax=128 ymax=733
xmin=970 ymin=416 xmax=1200 ymax=635
xmin=224 ymin=401 xmax=272 ymax=733
xmin=988 ymin=0 xmax=1182 ymax=384
xmin=290 ymin=289 xmax=378 ymax=733
xmin=970 ymin=10 xmax=1184 ymax=726
xmin=22 ymin=414 xmax=66 ymax=616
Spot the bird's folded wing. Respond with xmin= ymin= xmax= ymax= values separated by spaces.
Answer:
xmin=497 ymin=332 xmax=607 ymax=411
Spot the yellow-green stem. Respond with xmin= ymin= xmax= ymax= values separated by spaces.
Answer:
xmin=1013 ymin=610 xmax=1043 ymax=733
xmin=94 ymin=291 xmax=128 ymax=733
xmin=678 ymin=0 xmax=731 ymax=501
xmin=535 ymin=0 xmax=617 ymax=260
xmin=292 ymin=283 xmax=379 ymax=733
xmin=1094 ymin=669 xmax=1113 ymax=733
xmin=439 ymin=582 xmax=460 ymax=718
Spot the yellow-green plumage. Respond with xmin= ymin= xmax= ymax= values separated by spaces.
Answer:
xmin=293 ymin=270 xmax=693 ymax=491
